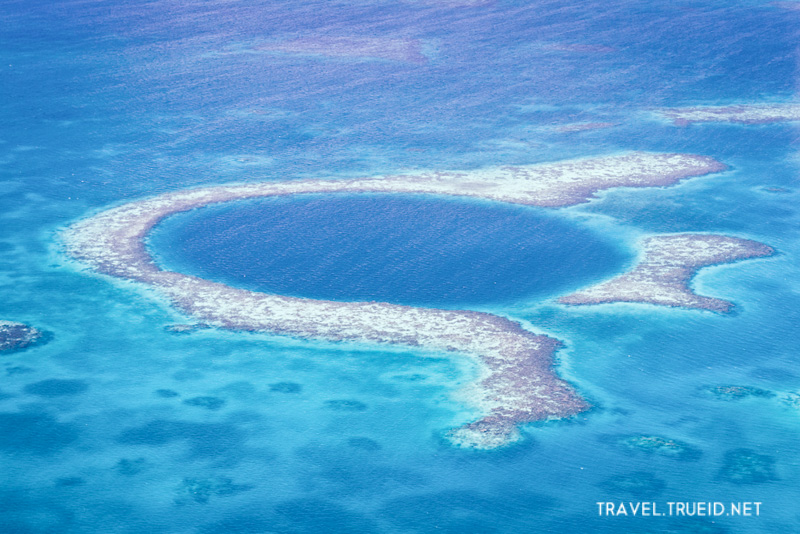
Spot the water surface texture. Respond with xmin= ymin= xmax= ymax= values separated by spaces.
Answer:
xmin=149 ymin=194 xmax=628 ymax=306
xmin=2 ymin=0 xmax=800 ymax=532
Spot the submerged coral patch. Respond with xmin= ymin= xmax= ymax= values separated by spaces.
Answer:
xmin=175 ymin=477 xmax=253 ymax=505
xmin=116 ymin=419 xmax=245 ymax=458
xmin=603 ymin=434 xmax=702 ymax=461
xmin=24 ymin=379 xmax=89 ymax=398
xmin=183 ymin=396 xmax=226 ymax=410
xmin=5 ymin=366 xmax=33 ymax=376
xmin=718 ymin=448 xmax=778 ymax=484
xmin=700 ymin=385 xmax=775 ymax=401
xmin=273 ymin=498 xmax=379 ymax=534
xmin=269 ymin=382 xmax=302 ymax=394
xmin=325 ymin=399 xmax=368 ymax=412
xmin=599 ymin=471 xmax=667 ymax=498
xmin=780 ymin=392 xmax=800 ymax=410
xmin=55 ymin=477 xmax=85 ymax=487
xmin=347 ymin=437 xmax=381 ymax=451
xmin=0 ymin=321 xmax=45 ymax=353
xmin=115 ymin=458 xmax=148 ymax=476
xmin=381 ymin=489 xmax=556 ymax=533
xmin=0 ymin=412 xmax=80 ymax=455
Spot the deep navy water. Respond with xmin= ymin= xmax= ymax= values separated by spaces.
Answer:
xmin=149 ymin=194 xmax=629 ymax=307
xmin=2 ymin=0 xmax=800 ymax=533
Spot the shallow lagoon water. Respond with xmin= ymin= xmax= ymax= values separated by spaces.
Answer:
xmin=3 ymin=0 xmax=800 ymax=532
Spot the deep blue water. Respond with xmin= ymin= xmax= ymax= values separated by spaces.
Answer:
xmin=149 ymin=194 xmax=628 ymax=307
xmin=2 ymin=0 xmax=800 ymax=532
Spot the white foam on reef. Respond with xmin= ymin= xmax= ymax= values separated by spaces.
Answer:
xmin=61 ymin=152 xmax=728 ymax=449
xmin=559 ymin=234 xmax=774 ymax=312
xmin=657 ymin=104 xmax=800 ymax=125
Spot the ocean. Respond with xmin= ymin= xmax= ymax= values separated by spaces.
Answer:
xmin=2 ymin=0 xmax=799 ymax=532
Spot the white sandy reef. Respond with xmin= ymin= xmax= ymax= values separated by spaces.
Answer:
xmin=658 ymin=103 xmax=800 ymax=125
xmin=62 ymin=152 xmax=766 ymax=448
xmin=560 ymin=234 xmax=773 ymax=312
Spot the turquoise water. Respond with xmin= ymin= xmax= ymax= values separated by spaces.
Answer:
xmin=2 ymin=0 xmax=800 ymax=532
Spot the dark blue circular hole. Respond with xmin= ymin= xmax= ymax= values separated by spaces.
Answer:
xmin=149 ymin=194 xmax=628 ymax=307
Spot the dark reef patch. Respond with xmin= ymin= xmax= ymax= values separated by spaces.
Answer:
xmin=295 ymin=442 xmax=424 ymax=494
xmin=55 ymin=477 xmax=85 ymax=487
xmin=183 ymin=396 xmax=226 ymax=410
xmin=200 ymin=514 xmax=277 ymax=534
xmin=116 ymin=457 xmax=148 ymax=476
xmin=5 ymin=366 xmax=34 ymax=375
xmin=324 ymin=399 xmax=368 ymax=412
xmin=761 ymin=186 xmax=791 ymax=193
xmin=269 ymin=382 xmax=302 ymax=394
xmin=24 ymin=379 xmax=88 ymax=398
xmin=599 ymin=472 xmax=666 ymax=498
xmin=391 ymin=373 xmax=428 ymax=382
xmin=117 ymin=419 xmax=245 ymax=458
xmin=718 ymin=448 xmax=778 ymax=484
xmin=273 ymin=498 xmax=379 ymax=534
xmin=781 ymin=392 xmax=800 ymax=409
xmin=381 ymin=490 xmax=556 ymax=533
xmin=0 ymin=321 xmax=48 ymax=353
xmin=700 ymin=385 xmax=775 ymax=401
xmin=175 ymin=477 xmax=253 ymax=505
xmin=0 ymin=489 xmax=74 ymax=533
xmin=600 ymin=434 xmax=702 ymax=461
xmin=347 ymin=437 xmax=381 ymax=451
xmin=156 ymin=389 xmax=180 ymax=398
xmin=0 ymin=411 xmax=79 ymax=455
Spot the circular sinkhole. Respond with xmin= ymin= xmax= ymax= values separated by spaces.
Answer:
xmin=147 ymin=194 xmax=629 ymax=307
